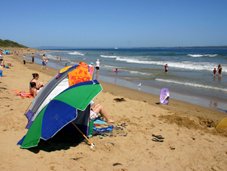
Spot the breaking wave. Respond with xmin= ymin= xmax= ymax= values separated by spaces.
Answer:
xmin=100 ymin=55 xmax=119 ymax=58
xmin=156 ymin=78 xmax=227 ymax=92
xmin=68 ymin=51 xmax=84 ymax=56
xmin=102 ymin=56 xmax=226 ymax=73
xmin=128 ymin=70 xmax=151 ymax=76
xmin=187 ymin=54 xmax=217 ymax=58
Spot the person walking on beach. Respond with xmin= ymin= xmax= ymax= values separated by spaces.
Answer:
xmin=23 ymin=55 xmax=26 ymax=65
xmin=56 ymin=56 xmax=62 ymax=61
xmin=31 ymin=53 xmax=35 ymax=63
xmin=164 ymin=64 xmax=168 ymax=73
xmin=41 ymin=54 xmax=48 ymax=69
xmin=95 ymin=59 xmax=100 ymax=80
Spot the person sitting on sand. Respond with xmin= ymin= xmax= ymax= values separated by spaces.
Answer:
xmin=90 ymin=101 xmax=114 ymax=123
xmin=30 ymin=73 xmax=44 ymax=90
xmin=30 ymin=82 xmax=38 ymax=97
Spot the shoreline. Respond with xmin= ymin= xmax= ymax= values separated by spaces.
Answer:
xmin=26 ymin=49 xmax=227 ymax=113
xmin=0 ymin=48 xmax=227 ymax=170
xmin=99 ymin=74 xmax=227 ymax=113
xmin=11 ymin=49 xmax=227 ymax=121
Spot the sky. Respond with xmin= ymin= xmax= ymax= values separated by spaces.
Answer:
xmin=0 ymin=0 xmax=227 ymax=48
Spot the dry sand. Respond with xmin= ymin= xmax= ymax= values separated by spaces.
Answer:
xmin=0 ymin=49 xmax=227 ymax=171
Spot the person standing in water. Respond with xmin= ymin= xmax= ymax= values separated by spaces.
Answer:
xmin=218 ymin=64 xmax=222 ymax=78
xmin=95 ymin=59 xmax=100 ymax=80
xmin=164 ymin=64 xmax=168 ymax=73
xmin=213 ymin=67 xmax=217 ymax=77
xmin=212 ymin=67 xmax=217 ymax=80
xmin=32 ymin=53 xmax=35 ymax=63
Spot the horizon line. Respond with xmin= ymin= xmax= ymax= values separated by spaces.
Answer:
xmin=36 ymin=45 xmax=227 ymax=50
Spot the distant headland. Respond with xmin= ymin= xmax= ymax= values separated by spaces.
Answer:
xmin=0 ymin=39 xmax=27 ymax=48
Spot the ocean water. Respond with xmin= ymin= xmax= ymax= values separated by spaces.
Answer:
xmin=32 ymin=47 xmax=227 ymax=112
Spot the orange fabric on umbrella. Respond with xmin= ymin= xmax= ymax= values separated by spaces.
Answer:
xmin=68 ymin=62 xmax=92 ymax=86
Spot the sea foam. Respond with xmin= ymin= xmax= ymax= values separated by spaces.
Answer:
xmin=68 ymin=51 xmax=84 ymax=56
xmin=100 ymin=55 xmax=118 ymax=58
xmin=108 ymin=56 xmax=225 ymax=72
xmin=187 ymin=54 xmax=217 ymax=58
xmin=156 ymin=78 xmax=227 ymax=92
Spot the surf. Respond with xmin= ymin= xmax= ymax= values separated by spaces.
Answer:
xmin=68 ymin=51 xmax=85 ymax=56
xmin=156 ymin=78 xmax=227 ymax=93
xmin=187 ymin=54 xmax=218 ymax=58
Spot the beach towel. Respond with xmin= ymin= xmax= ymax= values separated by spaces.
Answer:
xmin=92 ymin=119 xmax=114 ymax=134
xmin=13 ymin=90 xmax=33 ymax=98
xmin=94 ymin=119 xmax=108 ymax=125
xmin=93 ymin=125 xmax=114 ymax=134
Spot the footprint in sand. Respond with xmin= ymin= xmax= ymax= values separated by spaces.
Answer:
xmin=113 ymin=162 xmax=122 ymax=166
xmin=49 ymin=166 xmax=55 ymax=170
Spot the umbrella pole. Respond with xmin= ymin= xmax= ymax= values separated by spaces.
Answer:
xmin=72 ymin=122 xmax=95 ymax=148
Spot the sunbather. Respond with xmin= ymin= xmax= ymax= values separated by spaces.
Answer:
xmin=29 ymin=82 xmax=38 ymax=97
xmin=90 ymin=101 xmax=114 ymax=123
xmin=29 ymin=73 xmax=44 ymax=97
xmin=30 ymin=73 xmax=44 ymax=90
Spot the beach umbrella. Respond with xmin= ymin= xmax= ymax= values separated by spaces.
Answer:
xmin=25 ymin=62 xmax=94 ymax=129
xmin=18 ymin=80 xmax=102 ymax=149
xmin=160 ymin=88 xmax=170 ymax=104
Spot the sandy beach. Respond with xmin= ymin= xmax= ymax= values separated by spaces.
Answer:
xmin=0 ymin=49 xmax=227 ymax=171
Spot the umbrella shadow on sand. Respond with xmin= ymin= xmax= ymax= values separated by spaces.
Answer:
xmin=28 ymin=124 xmax=85 ymax=153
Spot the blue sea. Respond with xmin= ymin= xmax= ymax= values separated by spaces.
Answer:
xmin=32 ymin=47 xmax=227 ymax=112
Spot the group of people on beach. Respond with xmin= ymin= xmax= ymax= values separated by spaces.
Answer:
xmin=0 ymin=51 xmax=11 ymax=69
xmin=213 ymin=64 xmax=222 ymax=79
xmin=163 ymin=63 xmax=223 ymax=80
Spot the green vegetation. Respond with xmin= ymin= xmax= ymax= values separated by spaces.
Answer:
xmin=0 ymin=39 xmax=27 ymax=48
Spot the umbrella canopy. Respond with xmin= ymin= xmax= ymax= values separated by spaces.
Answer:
xmin=25 ymin=63 xmax=94 ymax=129
xmin=160 ymin=88 xmax=170 ymax=104
xmin=25 ymin=64 xmax=79 ymax=129
xmin=18 ymin=80 xmax=102 ymax=149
